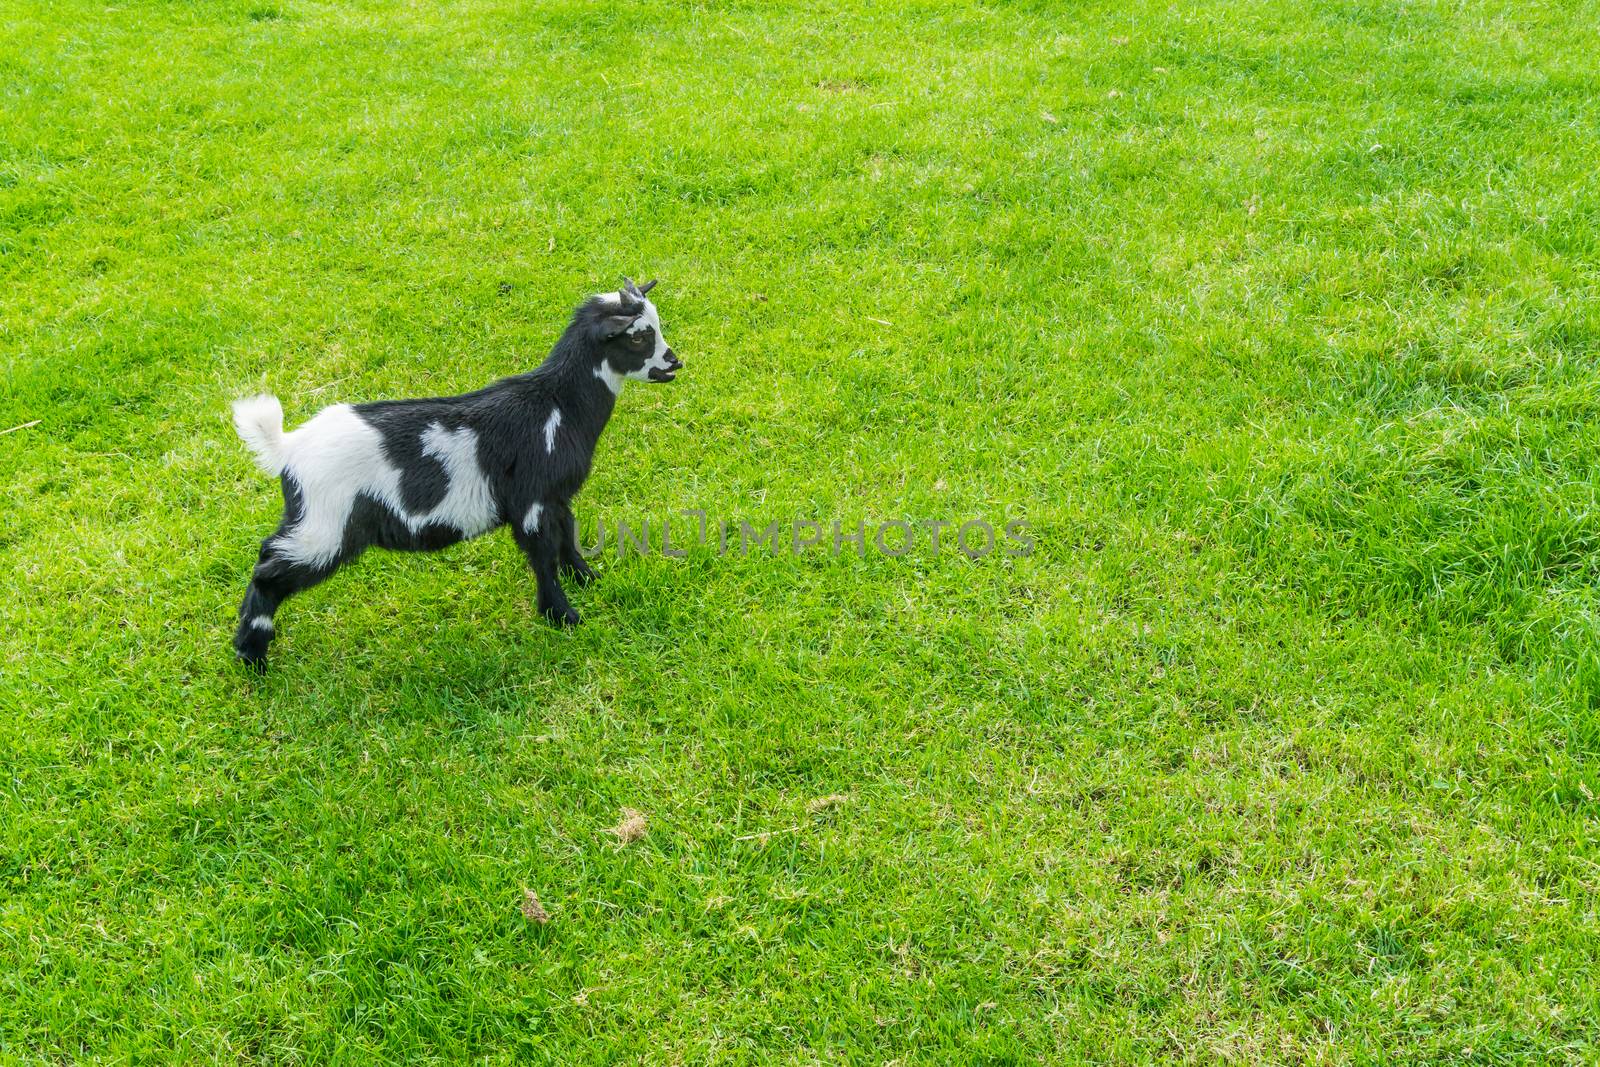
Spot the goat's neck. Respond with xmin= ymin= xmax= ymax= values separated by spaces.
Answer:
xmin=541 ymin=359 xmax=619 ymax=446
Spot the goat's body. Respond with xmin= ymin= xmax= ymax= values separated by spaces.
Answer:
xmin=262 ymin=379 xmax=601 ymax=567
xmin=268 ymin=400 xmax=501 ymax=566
xmin=231 ymin=286 xmax=677 ymax=670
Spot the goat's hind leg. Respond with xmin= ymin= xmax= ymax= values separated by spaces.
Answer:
xmin=233 ymin=537 xmax=335 ymax=671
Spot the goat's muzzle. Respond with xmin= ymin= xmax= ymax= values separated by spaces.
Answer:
xmin=648 ymin=350 xmax=683 ymax=382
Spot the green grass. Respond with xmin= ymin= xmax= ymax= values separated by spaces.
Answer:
xmin=4 ymin=0 xmax=1600 ymax=1060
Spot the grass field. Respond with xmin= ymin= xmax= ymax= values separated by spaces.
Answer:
xmin=5 ymin=0 xmax=1600 ymax=1060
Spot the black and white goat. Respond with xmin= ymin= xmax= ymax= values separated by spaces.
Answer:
xmin=229 ymin=278 xmax=681 ymax=670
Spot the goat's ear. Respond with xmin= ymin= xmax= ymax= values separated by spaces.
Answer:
xmin=598 ymin=314 xmax=634 ymax=340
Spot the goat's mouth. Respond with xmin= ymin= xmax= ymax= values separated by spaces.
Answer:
xmin=648 ymin=357 xmax=683 ymax=383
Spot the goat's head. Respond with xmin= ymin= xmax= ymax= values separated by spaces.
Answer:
xmin=593 ymin=277 xmax=681 ymax=385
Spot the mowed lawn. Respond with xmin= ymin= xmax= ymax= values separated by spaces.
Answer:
xmin=4 ymin=0 xmax=1600 ymax=1060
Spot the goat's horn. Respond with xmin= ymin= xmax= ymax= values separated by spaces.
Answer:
xmin=622 ymin=276 xmax=640 ymax=297
xmin=637 ymin=279 xmax=658 ymax=295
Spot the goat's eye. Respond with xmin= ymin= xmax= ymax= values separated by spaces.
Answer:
xmin=628 ymin=332 xmax=648 ymax=348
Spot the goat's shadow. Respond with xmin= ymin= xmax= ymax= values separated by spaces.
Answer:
xmin=236 ymin=556 xmax=634 ymax=727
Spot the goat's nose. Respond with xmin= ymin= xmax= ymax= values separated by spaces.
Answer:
xmin=664 ymin=348 xmax=681 ymax=367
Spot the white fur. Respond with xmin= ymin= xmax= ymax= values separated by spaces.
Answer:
xmin=594 ymin=362 xmax=623 ymax=395
xmin=232 ymin=394 xmax=286 ymax=475
xmin=543 ymin=408 xmax=562 ymax=453
xmin=413 ymin=423 xmax=499 ymax=537
xmin=523 ymin=502 xmax=543 ymax=533
xmin=268 ymin=405 xmax=498 ymax=567
xmin=250 ymin=615 xmax=274 ymax=632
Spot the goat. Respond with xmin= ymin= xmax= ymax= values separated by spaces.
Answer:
xmin=229 ymin=278 xmax=681 ymax=670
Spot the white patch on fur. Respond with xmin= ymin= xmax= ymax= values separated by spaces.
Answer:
xmin=594 ymin=361 xmax=623 ymax=395
xmin=523 ymin=502 xmax=543 ymax=533
xmin=272 ymin=407 xmax=498 ymax=567
xmin=624 ymin=298 xmax=676 ymax=382
xmin=415 ymin=423 xmax=499 ymax=537
xmin=250 ymin=615 xmax=274 ymax=632
xmin=269 ymin=405 xmax=380 ymax=567
xmin=543 ymin=408 xmax=562 ymax=453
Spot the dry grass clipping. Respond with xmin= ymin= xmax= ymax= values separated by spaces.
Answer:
xmin=606 ymin=807 xmax=648 ymax=845
xmin=520 ymin=889 xmax=549 ymax=924
xmin=806 ymin=794 xmax=850 ymax=814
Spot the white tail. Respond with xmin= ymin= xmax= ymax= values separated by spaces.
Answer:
xmin=232 ymin=394 xmax=287 ymax=475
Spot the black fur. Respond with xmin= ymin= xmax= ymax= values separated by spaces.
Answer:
xmin=233 ymin=286 xmax=680 ymax=671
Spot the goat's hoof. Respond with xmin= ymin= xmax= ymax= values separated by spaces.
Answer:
xmin=565 ymin=561 xmax=598 ymax=586
xmin=235 ymin=648 xmax=269 ymax=674
xmin=541 ymin=604 xmax=581 ymax=627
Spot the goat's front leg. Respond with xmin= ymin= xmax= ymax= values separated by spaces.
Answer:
xmin=548 ymin=499 xmax=597 ymax=586
xmin=512 ymin=509 xmax=579 ymax=627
